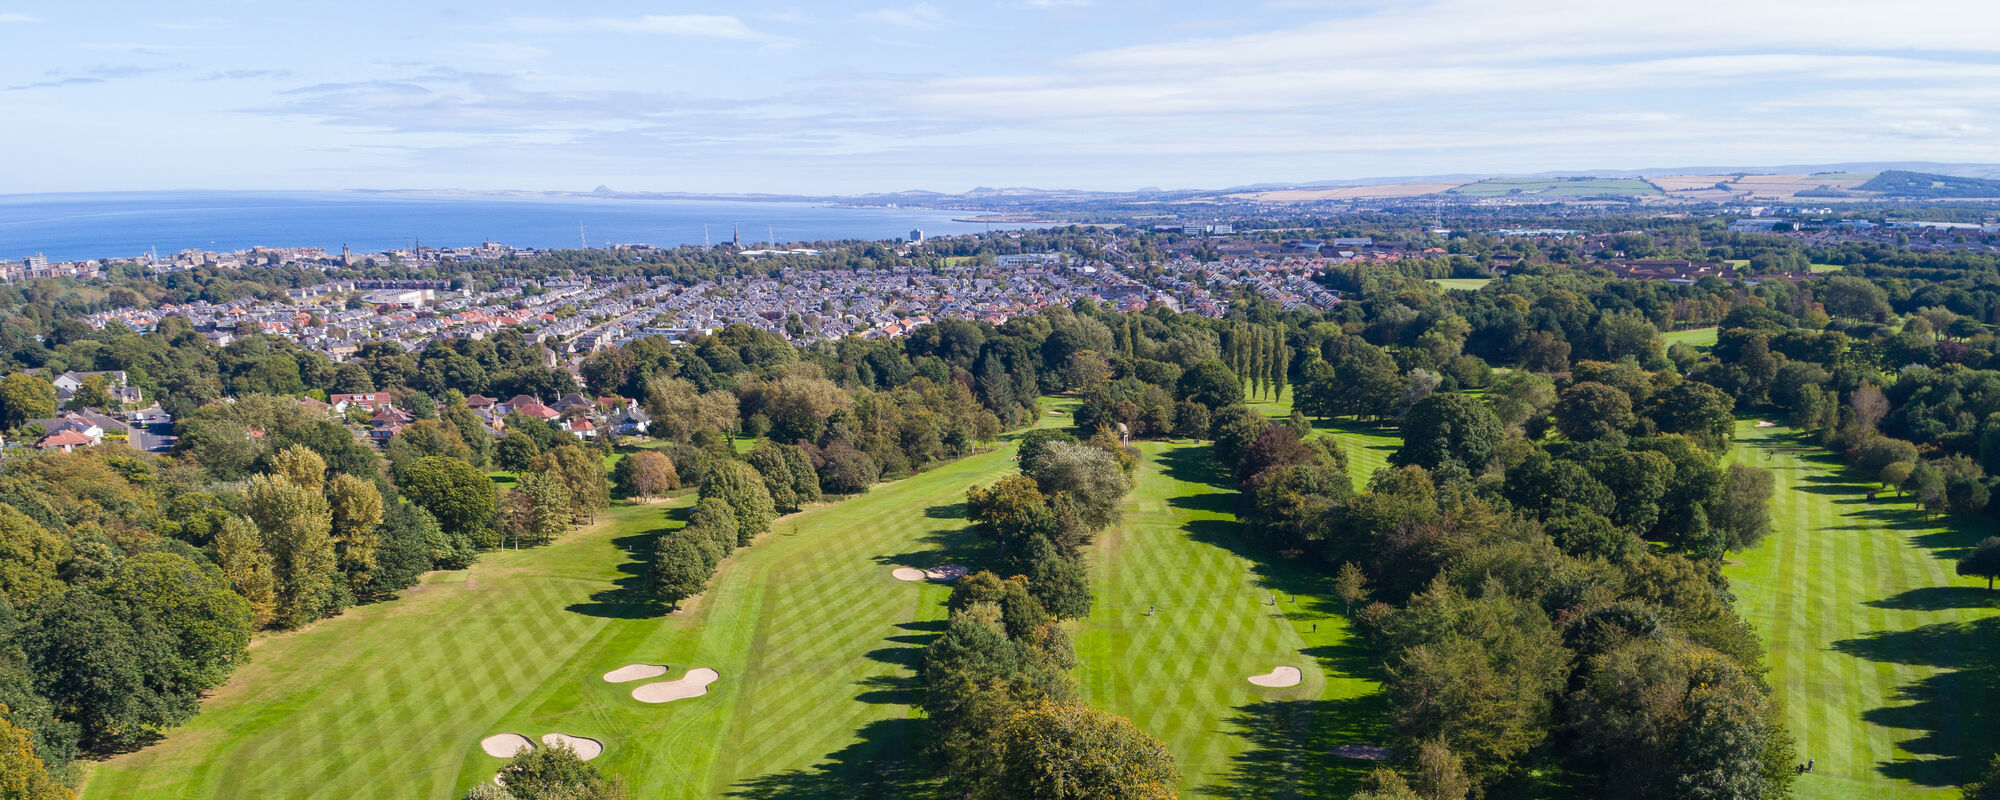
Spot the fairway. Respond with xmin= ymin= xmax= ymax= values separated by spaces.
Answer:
xmin=1428 ymin=278 xmax=1493 ymax=291
xmin=82 ymin=445 xmax=1022 ymax=799
xmin=1073 ymin=441 xmax=1383 ymax=798
xmin=1663 ymin=326 xmax=1720 ymax=349
xmin=1727 ymin=422 xmax=2000 ymax=799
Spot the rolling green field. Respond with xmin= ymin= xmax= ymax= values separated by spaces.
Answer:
xmin=1663 ymin=326 xmax=1720 ymax=349
xmin=1448 ymin=178 xmax=1662 ymax=197
xmin=82 ymin=399 xmax=1389 ymax=799
xmin=82 ymin=446 xmax=1011 ymax=799
xmin=1074 ymin=440 xmax=1383 ymax=797
xmin=1727 ymin=422 xmax=2000 ymax=799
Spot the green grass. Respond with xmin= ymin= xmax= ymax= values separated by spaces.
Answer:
xmin=1663 ymin=326 xmax=1720 ymax=349
xmin=1245 ymin=388 xmax=1401 ymax=489
xmin=1448 ymin=178 xmax=1662 ymax=197
xmin=1428 ymin=278 xmax=1493 ymax=291
xmin=1072 ymin=441 xmax=1384 ymax=797
xmin=1810 ymin=263 xmax=1845 ymax=274
xmin=1726 ymin=421 xmax=2000 ymax=799
xmin=83 ymin=445 xmax=1023 ymax=799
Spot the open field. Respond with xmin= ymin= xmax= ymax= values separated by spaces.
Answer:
xmin=1074 ymin=441 xmax=1384 ymax=797
xmin=83 ymin=444 xmax=1019 ymax=799
xmin=1726 ymin=422 xmax=2000 ymax=800
xmin=1227 ymin=183 xmax=1470 ymax=203
xmin=1449 ymin=178 xmax=1662 ymax=197
xmin=1663 ymin=326 xmax=1720 ymax=349
xmin=1428 ymin=277 xmax=1493 ymax=291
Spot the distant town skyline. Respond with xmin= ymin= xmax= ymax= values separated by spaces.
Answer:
xmin=4 ymin=0 xmax=1999 ymax=195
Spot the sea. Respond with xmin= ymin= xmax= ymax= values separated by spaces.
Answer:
xmin=0 ymin=191 xmax=1018 ymax=263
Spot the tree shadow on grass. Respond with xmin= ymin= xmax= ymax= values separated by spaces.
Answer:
xmin=564 ymin=514 xmax=682 ymax=619
xmin=1198 ymin=694 xmax=1388 ymax=800
xmin=726 ymin=717 xmax=936 ymax=800
xmin=1831 ymin=616 xmax=2000 ymax=786
xmin=1868 ymin=586 xmax=2000 ymax=611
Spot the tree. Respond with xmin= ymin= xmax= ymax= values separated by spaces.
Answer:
xmin=493 ymin=740 xmax=625 ymax=800
xmin=1175 ymin=359 xmax=1242 ymax=410
xmin=0 ymin=374 xmax=55 ymax=429
xmin=267 ymin=445 xmax=327 ymax=491
xmin=397 ymin=456 xmax=497 ymax=542
xmin=814 ymin=443 xmax=880 ymax=494
xmin=386 ymin=419 xmax=473 ymax=472
xmin=1484 ymin=371 xmax=1555 ymax=430
xmin=991 ymin=701 xmax=1180 ymax=800
xmin=0 ymin=711 xmax=71 ymax=800
xmin=686 ymin=496 xmax=739 ymax=557
xmin=509 ymin=471 xmax=573 ymax=546
xmin=1849 ymin=384 xmax=1890 ymax=430
xmin=533 ymin=447 xmax=609 ymax=523
xmin=65 ymin=375 xmax=114 ymax=412
xmin=495 ymin=430 xmax=541 ymax=472
xmin=210 ymin=516 xmax=275 ymax=628
xmin=1964 ymin=754 xmax=2000 ymax=800
xmin=104 ymin=552 xmax=252 ymax=698
xmin=0 ymin=505 xmax=67 ymax=610
xmin=241 ymin=473 xmax=340 ymax=629
xmin=1958 ymin=537 xmax=2000 ymax=590
xmin=612 ymin=450 xmax=678 ymax=502
xmin=1552 ymin=381 xmax=1634 ymax=443
xmin=1336 ymin=561 xmax=1369 ymax=615
xmin=649 ymin=532 xmax=711 ymax=611
xmin=1394 ymin=393 xmax=1504 ymax=472
xmin=700 ymin=460 xmax=776 ymax=544
xmin=1413 ymin=739 xmax=1471 ymax=800
xmin=19 ymin=589 xmax=182 ymax=751
xmin=1708 ymin=463 xmax=1774 ymax=551
xmin=326 ymin=473 xmax=384 ymax=590
xmin=1025 ymin=440 xmax=1131 ymax=534
xmin=1646 ymin=381 xmax=1736 ymax=453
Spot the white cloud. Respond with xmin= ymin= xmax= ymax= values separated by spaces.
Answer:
xmin=861 ymin=4 xmax=953 ymax=29
xmin=510 ymin=14 xmax=792 ymax=46
xmin=0 ymin=13 xmax=36 ymax=23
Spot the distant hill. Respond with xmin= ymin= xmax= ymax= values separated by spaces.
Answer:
xmin=1859 ymin=170 xmax=2000 ymax=198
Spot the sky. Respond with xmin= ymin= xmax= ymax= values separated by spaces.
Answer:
xmin=3 ymin=0 xmax=2000 ymax=195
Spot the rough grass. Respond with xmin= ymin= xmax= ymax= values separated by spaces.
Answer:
xmin=1727 ymin=421 xmax=2000 ymax=799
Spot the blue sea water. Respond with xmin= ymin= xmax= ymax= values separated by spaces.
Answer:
xmin=0 ymin=191 xmax=1012 ymax=263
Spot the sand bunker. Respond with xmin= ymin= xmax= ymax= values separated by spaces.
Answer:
xmin=541 ymin=733 xmax=604 ymax=761
xmin=480 ymin=733 xmax=535 ymax=758
xmin=602 ymin=664 xmax=669 ymax=683
xmin=925 ymin=564 xmax=969 ymax=582
xmin=1248 ymin=666 xmax=1302 ymax=688
xmin=633 ymin=667 xmax=720 ymax=703
xmin=1755 ymin=420 xmax=1777 ymax=428
xmin=891 ymin=567 xmax=928 ymax=581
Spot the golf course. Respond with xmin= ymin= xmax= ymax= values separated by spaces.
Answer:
xmin=1728 ymin=421 xmax=2000 ymax=799
xmin=79 ymin=406 xmax=1385 ymax=799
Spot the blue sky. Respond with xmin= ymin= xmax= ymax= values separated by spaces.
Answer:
xmin=3 ymin=0 xmax=1999 ymax=194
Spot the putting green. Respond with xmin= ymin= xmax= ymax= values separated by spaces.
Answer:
xmin=1728 ymin=421 xmax=2000 ymax=799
